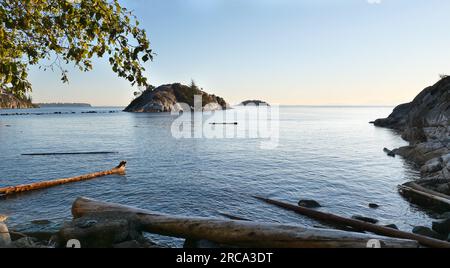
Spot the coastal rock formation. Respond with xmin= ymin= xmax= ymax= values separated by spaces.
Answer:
xmin=0 ymin=91 xmax=36 ymax=109
xmin=374 ymin=77 xmax=450 ymax=184
xmin=124 ymin=83 xmax=228 ymax=113
xmin=58 ymin=212 xmax=161 ymax=248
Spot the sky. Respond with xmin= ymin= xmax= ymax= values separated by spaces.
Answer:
xmin=29 ymin=0 xmax=450 ymax=106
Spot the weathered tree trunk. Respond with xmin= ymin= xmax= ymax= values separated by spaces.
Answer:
xmin=404 ymin=182 xmax=450 ymax=201
xmin=254 ymin=196 xmax=450 ymax=248
xmin=398 ymin=184 xmax=450 ymax=209
xmin=71 ymin=197 xmax=419 ymax=248
xmin=0 ymin=161 xmax=126 ymax=196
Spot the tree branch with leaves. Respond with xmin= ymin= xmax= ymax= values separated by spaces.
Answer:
xmin=0 ymin=0 xmax=153 ymax=98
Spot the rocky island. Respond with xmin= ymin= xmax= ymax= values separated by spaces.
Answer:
xmin=124 ymin=83 xmax=228 ymax=113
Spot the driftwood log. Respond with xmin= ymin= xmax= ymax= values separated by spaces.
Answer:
xmin=254 ymin=196 xmax=450 ymax=248
xmin=398 ymin=184 xmax=450 ymax=210
xmin=0 ymin=161 xmax=126 ymax=196
xmin=70 ymin=197 xmax=419 ymax=248
xmin=403 ymin=182 xmax=450 ymax=201
xmin=22 ymin=152 xmax=118 ymax=156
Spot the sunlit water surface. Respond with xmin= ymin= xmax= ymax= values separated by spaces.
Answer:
xmin=0 ymin=106 xmax=435 ymax=246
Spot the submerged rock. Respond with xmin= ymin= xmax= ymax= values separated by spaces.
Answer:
xmin=124 ymin=83 xmax=229 ymax=113
xmin=298 ymin=199 xmax=322 ymax=208
xmin=384 ymin=224 xmax=399 ymax=230
xmin=432 ymin=219 xmax=450 ymax=236
xmin=412 ymin=226 xmax=445 ymax=240
xmin=383 ymin=148 xmax=396 ymax=157
xmin=351 ymin=215 xmax=379 ymax=224
xmin=31 ymin=219 xmax=52 ymax=225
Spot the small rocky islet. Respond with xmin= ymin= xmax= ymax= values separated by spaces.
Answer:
xmin=124 ymin=83 xmax=229 ymax=113
xmin=239 ymin=100 xmax=270 ymax=106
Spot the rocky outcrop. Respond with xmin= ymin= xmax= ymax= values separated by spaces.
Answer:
xmin=57 ymin=212 xmax=162 ymax=248
xmin=374 ymin=77 xmax=450 ymax=185
xmin=0 ymin=92 xmax=36 ymax=109
xmin=124 ymin=83 xmax=228 ymax=113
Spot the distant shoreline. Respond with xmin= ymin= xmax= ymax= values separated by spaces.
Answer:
xmin=36 ymin=103 xmax=92 ymax=108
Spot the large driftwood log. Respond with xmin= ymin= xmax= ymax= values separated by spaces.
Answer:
xmin=398 ymin=184 xmax=450 ymax=210
xmin=254 ymin=196 xmax=450 ymax=248
xmin=0 ymin=161 xmax=126 ymax=196
xmin=403 ymin=182 xmax=450 ymax=201
xmin=71 ymin=197 xmax=419 ymax=248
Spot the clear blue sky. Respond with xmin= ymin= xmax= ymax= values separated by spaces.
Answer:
xmin=30 ymin=0 xmax=450 ymax=106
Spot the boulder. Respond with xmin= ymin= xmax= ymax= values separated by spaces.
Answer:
xmin=439 ymin=212 xmax=450 ymax=220
xmin=298 ymin=199 xmax=322 ymax=208
xmin=436 ymin=184 xmax=450 ymax=195
xmin=421 ymin=157 xmax=443 ymax=175
xmin=58 ymin=212 xmax=145 ymax=248
xmin=7 ymin=237 xmax=53 ymax=248
xmin=432 ymin=219 xmax=450 ymax=236
xmin=412 ymin=226 xmax=445 ymax=240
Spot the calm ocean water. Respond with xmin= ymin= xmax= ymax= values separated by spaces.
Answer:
xmin=0 ymin=106 xmax=436 ymax=246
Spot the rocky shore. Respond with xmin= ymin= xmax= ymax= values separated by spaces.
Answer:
xmin=0 ymin=91 xmax=36 ymax=109
xmin=374 ymin=77 xmax=450 ymax=186
xmin=374 ymin=77 xmax=450 ymax=241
